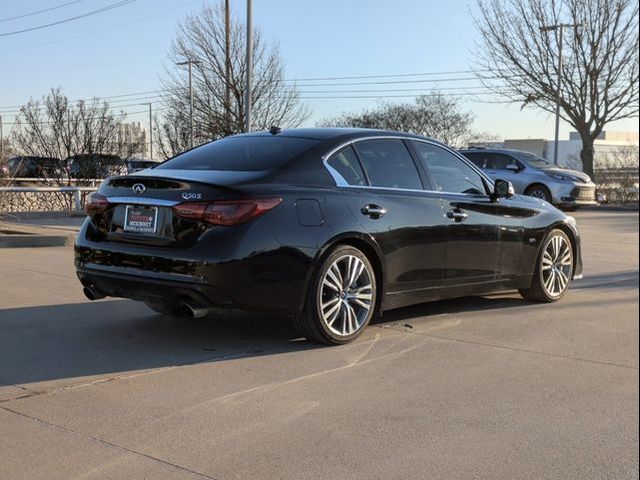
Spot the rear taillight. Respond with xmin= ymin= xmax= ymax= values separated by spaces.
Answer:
xmin=84 ymin=193 xmax=110 ymax=215
xmin=172 ymin=198 xmax=282 ymax=226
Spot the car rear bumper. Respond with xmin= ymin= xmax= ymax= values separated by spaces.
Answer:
xmin=74 ymin=218 xmax=314 ymax=314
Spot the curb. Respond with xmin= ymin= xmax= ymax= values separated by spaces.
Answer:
xmin=0 ymin=233 xmax=72 ymax=248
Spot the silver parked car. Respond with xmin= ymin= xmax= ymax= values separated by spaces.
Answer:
xmin=460 ymin=148 xmax=597 ymax=209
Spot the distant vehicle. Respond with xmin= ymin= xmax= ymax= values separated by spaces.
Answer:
xmin=6 ymin=156 xmax=63 ymax=178
xmin=66 ymin=154 xmax=125 ymax=179
xmin=125 ymin=159 xmax=161 ymax=174
xmin=460 ymin=148 xmax=597 ymax=209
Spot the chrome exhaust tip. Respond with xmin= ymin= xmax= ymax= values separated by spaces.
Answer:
xmin=181 ymin=302 xmax=208 ymax=319
xmin=83 ymin=286 xmax=106 ymax=301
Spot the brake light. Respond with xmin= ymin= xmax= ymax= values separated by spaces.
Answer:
xmin=84 ymin=193 xmax=110 ymax=215
xmin=172 ymin=198 xmax=282 ymax=226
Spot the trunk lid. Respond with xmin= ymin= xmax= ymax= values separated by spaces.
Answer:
xmin=91 ymin=171 xmax=265 ymax=247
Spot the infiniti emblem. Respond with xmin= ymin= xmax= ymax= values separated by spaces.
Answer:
xmin=132 ymin=183 xmax=146 ymax=195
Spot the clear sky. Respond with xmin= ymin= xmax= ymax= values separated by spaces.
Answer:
xmin=0 ymin=0 xmax=637 ymax=140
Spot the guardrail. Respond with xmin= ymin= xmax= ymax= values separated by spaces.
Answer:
xmin=0 ymin=186 xmax=98 ymax=214
xmin=1 ymin=177 xmax=103 ymax=185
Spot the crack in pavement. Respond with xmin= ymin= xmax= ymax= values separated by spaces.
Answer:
xmin=0 ymin=405 xmax=221 ymax=480
xmin=0 ymin=344 xmax=317 ymax=405
xmin=378 ymin=324 xmax=639 ymax=370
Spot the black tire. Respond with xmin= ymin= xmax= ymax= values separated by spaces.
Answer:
xmin=293 ymin=245 xmax=378 ymax=345
xmin=144 ymin=301 xmax=181 ymax=316
xmin=525 ymin=184 xmax=552 ymax=203
xmin=519 ymin=229 xmax=573 ymax=302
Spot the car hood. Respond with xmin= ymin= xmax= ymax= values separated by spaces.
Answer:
xmin=537 ymin=166 xmax=592 ymax=183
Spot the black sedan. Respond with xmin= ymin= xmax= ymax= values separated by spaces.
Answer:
xmin=75 ymin=128 xmax=583 ymax=344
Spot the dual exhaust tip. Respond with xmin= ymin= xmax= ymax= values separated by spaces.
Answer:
xmin=82 ymin=286 xmax=208 ymax=318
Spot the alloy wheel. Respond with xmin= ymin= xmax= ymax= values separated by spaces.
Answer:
xmin=319 ymin=254 xmax=374 ymax=337
xmin=541 ymin=234 xmax=573 ymax=298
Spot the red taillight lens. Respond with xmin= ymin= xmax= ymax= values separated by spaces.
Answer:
xmin=84 ymin=193 xmax=110 ymax=215
xmin=172 ymin=202 xmax=207 ymax=220
xmin=172 ymin=198 xmax=282 ymax=226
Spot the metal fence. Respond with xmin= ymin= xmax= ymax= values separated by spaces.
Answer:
xmin=0 ymin=186 xmax=98 ymax=214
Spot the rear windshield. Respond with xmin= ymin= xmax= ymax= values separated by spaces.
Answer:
xmin=156 ymin=136 xmax=318 ymax=171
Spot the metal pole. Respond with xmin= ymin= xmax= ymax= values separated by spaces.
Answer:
xmin=148 ymin=102 xmax=153 ymax=159
xmin=188 ymin=59 xmax=194 ymax=148
xmin=176 ymin=59 xmax=198 ymax=150
xmin=244 ymin=0 xmax=253 ymax=133
xmin=225 ymin=0 xmax=232 ymax=135
xmin=553 ymin=24 xmax=564 ymax=166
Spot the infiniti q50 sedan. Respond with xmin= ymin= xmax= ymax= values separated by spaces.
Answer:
xmin=75 ymin=128 xmax=582 ymax=345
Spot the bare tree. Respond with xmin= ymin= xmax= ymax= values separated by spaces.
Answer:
xmin=594 ymin=145 xmax=639 ymax=203
xmin=319 ymin=93 xmax=479 ymax=148
xmin=474 ymin=0 xmax=639 ymax=177
xmin=11 ymin=88 xmax=145 ymax=182
xmin=157 ymin=1 xmax=309 ymax=157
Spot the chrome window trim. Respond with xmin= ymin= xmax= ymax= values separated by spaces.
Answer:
xmin=106 ymin=196 xmax=179 ymax=206
xmin=322 ymin=135 xmax=495 ymax=197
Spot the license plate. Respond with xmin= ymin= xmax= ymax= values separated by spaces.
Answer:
xmin=124 ymin=205 xmax=158 ymax=234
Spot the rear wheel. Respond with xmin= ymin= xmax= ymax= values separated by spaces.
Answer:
xmin=293 ymin=245 xmax=377 ymax=345
xmin=519 ymin=229 xmax=573 ymax=302
xmin=525 ymin=184 xmax=552 ymax=203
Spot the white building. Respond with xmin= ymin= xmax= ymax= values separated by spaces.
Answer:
xmin=117 ymin=122 xmax=148 ymax=157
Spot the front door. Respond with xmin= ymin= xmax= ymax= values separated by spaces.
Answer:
xmin=408 ymin=141 xmax=524 ymax=284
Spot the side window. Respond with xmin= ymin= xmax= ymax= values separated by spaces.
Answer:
xmin=486 ymin=153 xmax=520 ymax=170
xmin=353 ymin=139 xmax=423 ymax=190
xmin=411 ymin=141 xmax=487 ymax=195
xmin=326 ymin=146 xmax=367 ymax=186
xmin=462 ymin=152 xmax=486 ymax=169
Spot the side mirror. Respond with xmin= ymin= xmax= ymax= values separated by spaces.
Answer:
xmin=506 ymin=163 xmax=520 ymax=172
xmin=492 ymin=179 xmax=514 ymax=202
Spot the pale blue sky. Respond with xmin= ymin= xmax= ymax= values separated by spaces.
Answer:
xmin=0 ymin=0 xmax=636 ymax=139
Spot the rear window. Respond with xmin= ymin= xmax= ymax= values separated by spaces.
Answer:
xmin=157 ymin=136 xmax=318 ymax=171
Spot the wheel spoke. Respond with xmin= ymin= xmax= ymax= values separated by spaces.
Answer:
xmin=326 ymin=265 xmax=343 ymax=292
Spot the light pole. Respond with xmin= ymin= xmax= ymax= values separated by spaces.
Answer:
xmin=139 ymin=102 xmax=153 ymax=159
xmin=176 ymin=58 xmax=199 ymax=149
xmin=540 ymin=22 xmax=582 ymax=166
xmin=244 ymin=0 xmax=253 ymax=133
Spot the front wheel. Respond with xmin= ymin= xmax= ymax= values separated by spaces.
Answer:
xmin=520 ymin=229 xmax=573 ymax=302
xmin=525 ymin=184 xmax=552 ymax=203
xmin=293 ymin=245 xmax=377 ymax=345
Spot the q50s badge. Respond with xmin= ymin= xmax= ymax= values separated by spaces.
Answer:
xmin=182 ymin=192 xmax=203 ymax=200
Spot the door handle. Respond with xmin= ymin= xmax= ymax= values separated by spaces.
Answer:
xmin=447 ymin=210 xmax=468 ymax=222
xmin=361 ymin=204 xmax=386 ymax=219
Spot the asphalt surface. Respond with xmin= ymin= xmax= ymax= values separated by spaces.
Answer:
xmin=0 ymin=210 xmax=638 ymax=480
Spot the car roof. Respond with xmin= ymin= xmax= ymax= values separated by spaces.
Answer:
xmin=460 ymin=148 xmax=535 ymax=156
xmin=239 ymin=127 xmax=430 ymax=142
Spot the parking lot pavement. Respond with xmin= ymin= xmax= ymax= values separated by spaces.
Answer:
xmin=0 ymin=210 xmax=638 ymax=480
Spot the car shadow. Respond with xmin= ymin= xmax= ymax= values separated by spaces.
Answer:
xmin=1 ymin=269 xmax=636 ymax=387
xmin=0 ymin=301 xmax=312 ymax=388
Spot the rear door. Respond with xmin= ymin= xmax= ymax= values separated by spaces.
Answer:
xmin=327 ymin=139 xmax=447 ymax=296
xmin=410 ymin=141 xmax=525 ymax=283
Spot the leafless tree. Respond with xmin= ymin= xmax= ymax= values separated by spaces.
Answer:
xmin=474 ymin=0 xmax=639 ymax=178
xmin=156 ymin=1 xmax=309 ymax=158
xmin=594 ymin=145 xmax=639 ymax=203
xmin=319 ymin=93 xmax=479 ymax=148
xmin=11 ymin=88 xmax=145 ymax=183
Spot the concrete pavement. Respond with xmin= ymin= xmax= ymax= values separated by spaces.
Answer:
xmin=0 ymin=210 xmax=638 ymax=479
